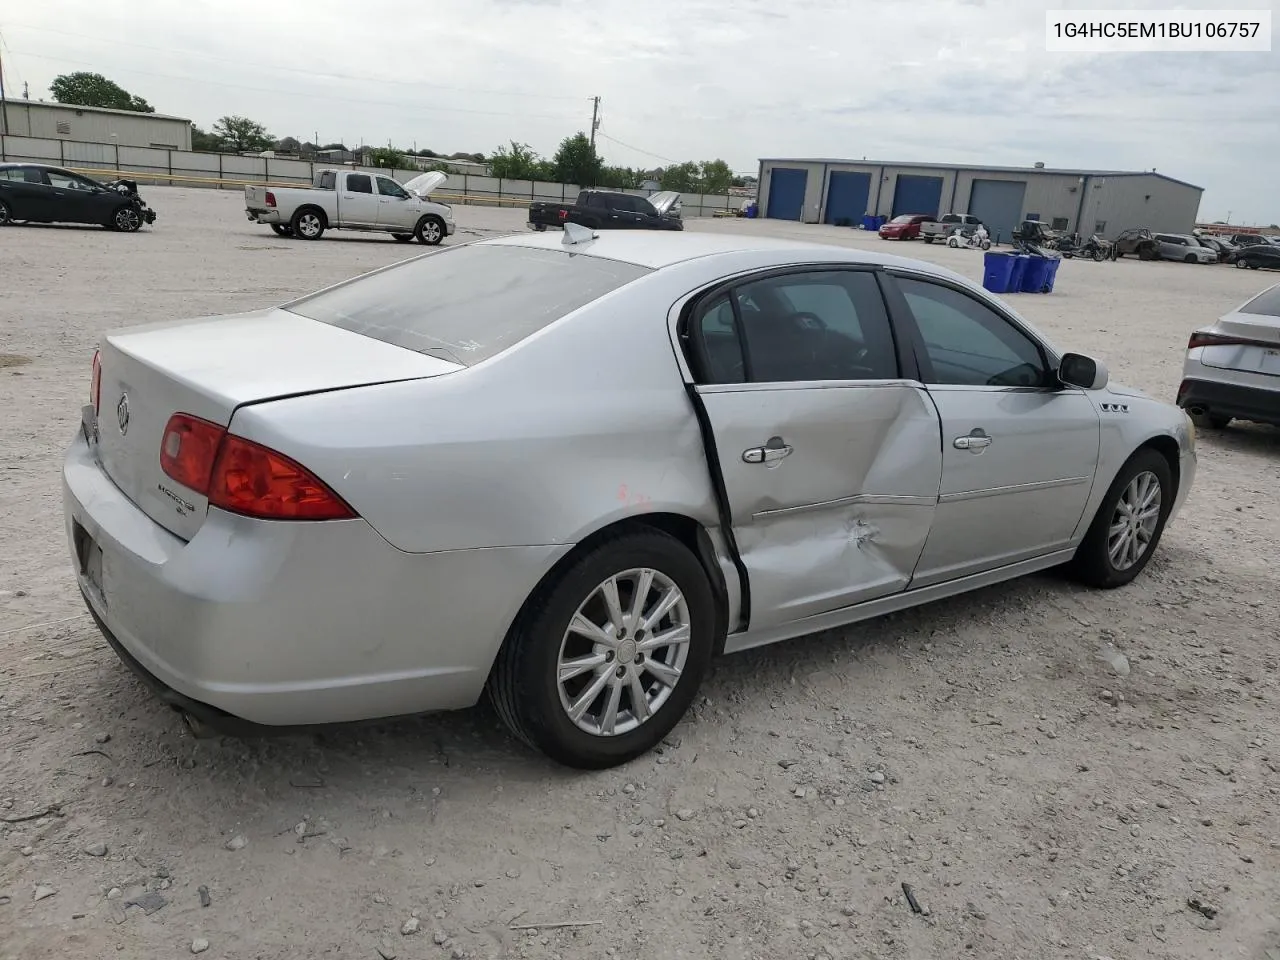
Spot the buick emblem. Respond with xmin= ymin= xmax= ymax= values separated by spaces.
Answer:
xmin=116 ymin=393 xmax=130 ymax=435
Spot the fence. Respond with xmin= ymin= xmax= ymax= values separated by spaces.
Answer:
xmin=0 ymin=135 xmax=742 ymax=219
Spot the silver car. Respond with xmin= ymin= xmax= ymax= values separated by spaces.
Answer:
xmin=1155 ymin=233 xmax=1219 ymax=264
xmin=1178 ymin=280 xmax=1280 ymax=429
xmin=63 ymin=229 xmax=1197 ymax=768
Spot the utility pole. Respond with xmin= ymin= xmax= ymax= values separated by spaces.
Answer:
xmin=589 ymin=96 xmax=600 ymax=151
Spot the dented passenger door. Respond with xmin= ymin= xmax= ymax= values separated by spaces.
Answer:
xmin=687 ymin=268 xmax=942 ymax=631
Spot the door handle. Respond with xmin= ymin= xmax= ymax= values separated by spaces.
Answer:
xmin=743 ymin=438 xmax=793 ymax=464
xmin=953 ymin=432 xmax=992 ymax=451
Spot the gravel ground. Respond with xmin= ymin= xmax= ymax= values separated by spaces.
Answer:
xmin=1 ymin=188 xmax=1278 ymax=960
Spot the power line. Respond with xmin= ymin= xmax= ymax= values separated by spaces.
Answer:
xmin=594 ymin=130 xmax=679 ymax=165
xmin=10 ymin=51 xmax=584 ymax=122
xmin=4 ymin=22 xmax=589 ymax=102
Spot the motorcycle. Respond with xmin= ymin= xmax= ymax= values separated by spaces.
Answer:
xmin=946 ymin=225 xmax=991 ymax=250
xmin=1058 ymin=232 xmax=1110 ymax=262
xmin=102 ymin=177 xmax=158 ymax=226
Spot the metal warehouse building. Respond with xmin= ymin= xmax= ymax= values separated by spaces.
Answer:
xmin=757 ymin=158 xmax=1203 ymax=242
xmin=0 ymin=101 xmax=192 ymax=150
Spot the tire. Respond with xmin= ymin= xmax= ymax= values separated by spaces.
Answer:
xmin=415 ymin=215 xmax=446 ymax=245
xmin=270 ymin=224 xmax=293 ymax=237
xmin=290 ymin=207 xmax=326 ymax=240
xmin=112 ymin=205 xmax=143 ymax=232
xmin=1188 ymin=410 xmax=1230 ymax=429
xmin=1091 ymin=249 xmax=1105 ymax=262
xmin=947 ymin=237 xmax=959 ymax=248
xmin=0 ymin=199 xmax=11 ymax=226
xmin=1235 ymin=259 xmax=1249 ymax=269
xmin=1184 ymin=253 xmax=1197 ymax=264
xmin=487 ymin=527 xmax=717 ymax=769
xmin=980 ymin=240 xmax=991 ymax=250
xmin=1137 ymin=245 xmax=1154 ymax=261
xmin=1069 ymin=449 xmax=1173 ymax=589
xmin=392 ymin=233 xmax=414 ymax=243
xmin=924 ymin=237 xmax=935 ymax=244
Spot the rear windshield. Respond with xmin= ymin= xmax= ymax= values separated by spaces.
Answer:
xmin=1239 ymin=284 xmax=1280 ymax=317
xmin=284 ymin=244 xmax=651 ymax=365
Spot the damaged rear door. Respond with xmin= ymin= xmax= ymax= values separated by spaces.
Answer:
xmin=686 ymin=267 xmax=942 ymax=631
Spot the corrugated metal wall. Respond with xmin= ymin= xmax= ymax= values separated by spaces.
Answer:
xmin=0 ymin=103 xmax=191 ymax=150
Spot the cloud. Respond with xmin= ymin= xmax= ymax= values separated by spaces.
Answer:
xmin=4 ymin=0 xmax=1277 ymax=222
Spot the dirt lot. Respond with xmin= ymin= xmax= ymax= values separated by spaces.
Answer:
xmin=2 ymin=188 xmax=1278 ymax=960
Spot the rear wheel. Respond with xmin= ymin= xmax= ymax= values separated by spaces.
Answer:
xmin=0 ymin=200 xmax=11 ymax=226
xmin=924 ymin=237 xmax=935 ymax=244
xmin=1069 ymin=449 xmax=1173 ymax=588
xmin=1189 ymin=410 xmax=1231 ymax=429
xmin=1137 ymin=244 xmax=1155 ymax=261
xmin=270 ymin=224 xmax=293 ymax=238
xmin=414 ymin=215 xmax=445 ymax=245
xmin=1091 ymin=248 xmax=1105 ymax=262
xmin=392 ymin=233 xmax=414 ymax=243
xmin=290 ymin=208 xmax=326 ymax=240
xmin=487 ymin=528 xmax=716 ymax=768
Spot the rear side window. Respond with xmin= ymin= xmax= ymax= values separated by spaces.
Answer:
xmin=346 ymin=174 xmax=372 ymax=194
xmin=1240 ymin=285 xmax=1280 ymax=317
xmin=285 ymin=245 xmax=651 ymax=365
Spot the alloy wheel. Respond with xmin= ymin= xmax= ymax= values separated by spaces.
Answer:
xmin=556 ymin=568 xmax=691 ymax=737
xmin=1107 ymin=470 xmax=1162 ymax=571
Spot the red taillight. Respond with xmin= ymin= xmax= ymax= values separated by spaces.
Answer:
xmin=1188 ymin=330 xmax=1276 ymax=350
xmin=209 ymin=435 xmax=355 ymax=521
xmin=90 ymin=350 xmax=102 ymax=413
xmin=159 ymin=415 xmax=353 ymax=521
xmin=265 ymin=191 xmax=276 ymax=208
xmin=160 ymin=413 xmax=226 ymax=493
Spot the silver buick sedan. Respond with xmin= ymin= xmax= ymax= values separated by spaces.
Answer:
xmin=63 ymin=228 xmax=1197 ymax=768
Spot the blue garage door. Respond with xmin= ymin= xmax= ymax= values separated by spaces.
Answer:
xmin=823 ymin=172 xmax=872 ymax=226
xmin=766 ymin=167 xmax=807 ymax=221
xmin=890 ymin=175 xmax=944 ymax=218
xmin=967 ymin=179 xmax=1027 ymax=245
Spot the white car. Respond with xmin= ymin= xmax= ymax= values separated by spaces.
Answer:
xmin=1155 ymin=233 xmax=1218 ymax=264
xmin=1178 ymin=281 xmax=1280 ymax=429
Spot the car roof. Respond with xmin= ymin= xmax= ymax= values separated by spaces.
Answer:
xmin=480 ymin=228 xmax=966 ymax=276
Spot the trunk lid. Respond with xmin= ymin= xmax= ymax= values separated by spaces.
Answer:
xmin=92 ymin=308 xmax=462 ymax=541
xmin=1199 ymin=311 xmax=1280 ymax=377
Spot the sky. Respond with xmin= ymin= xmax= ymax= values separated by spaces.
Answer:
xmin=1 ymin=0 xmax=1276 ymax=223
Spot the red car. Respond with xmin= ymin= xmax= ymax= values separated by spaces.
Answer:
xmin=878 ymin=213 xmax=932 ymax=240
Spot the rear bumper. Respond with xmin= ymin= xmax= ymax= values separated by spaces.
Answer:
xmin=62 ymin=429 xmax=566 ymax=728
xmin=246 ymin=208 xmax=284 ymax=225
xmin=1177 ymin=377 xmax=1280 ymax=426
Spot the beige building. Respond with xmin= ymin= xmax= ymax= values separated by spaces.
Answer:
xmin=758 ymin=157 xmax=1203 ymax=242
xmin=0 ymin=101 xmax=192 ymax=151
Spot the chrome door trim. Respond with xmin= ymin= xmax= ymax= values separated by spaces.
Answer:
xmin=752 ymin=492 xmax=935 ymax=521
xmin=937 ymin=475 xmax=1091 ymax=504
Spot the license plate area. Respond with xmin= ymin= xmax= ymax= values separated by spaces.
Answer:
xmin=73 ymin=521 xmax=105 ymax=604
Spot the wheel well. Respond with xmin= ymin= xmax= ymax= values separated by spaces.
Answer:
xmin=499 ymin=513 xmax=732 ymax=667
xmin=1138 ymin=435 xmax=1180 ymax=502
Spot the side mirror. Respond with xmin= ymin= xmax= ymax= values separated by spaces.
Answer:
xmin=1059 ymin=352 xmax=1109 ymax=390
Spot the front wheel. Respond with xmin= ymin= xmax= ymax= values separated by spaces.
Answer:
xmin=1069 ymin=449 xmax=1173 ymax=588
xmin=1184 ymin=253 xmax=1197 ymax=264
xmin=1092 ymin=248 xmax=1105 ymax=262
xmin=946 ymin=237 xmax=959 ymax=248
xmin=415 ymin=215 xmax=445 ymax=245
xmin=487 ymin=528 xmax=717 ymax=768
xmin=112 ymin=205 xmax=143 ymax=232
xmin=980 ymin=239 xmax=991 ymax=250
xmin=0 ymin=199 xmax=12 ymax=226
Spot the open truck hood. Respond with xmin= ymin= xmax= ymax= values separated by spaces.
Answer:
xmin=404 ymin=171 xmax=447 ymax=198
xmin=647 ymin=190 xmax=682 ymax=216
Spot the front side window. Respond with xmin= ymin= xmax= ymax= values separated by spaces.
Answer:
xmin=710 ymin=270 xmax=899 ymax=384
xmin=377 ymin=177 xmax=409 ymax=199
xmin=346 ymin=174 xmax=373 ymax=194
xmin=897 ymin=277 xmax=1049 ymax=388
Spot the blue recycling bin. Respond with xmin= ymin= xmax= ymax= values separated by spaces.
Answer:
xmin=861 ymin=215 xmax=878 ymax=231
xmin=1020 ymin=256 xmax=1052 ymax=293
xmin=982 ymin=252 xmax=1016 ymax=294
xmin=1043 ymin=257 xmax=1063 ymax=293
xmin=745 ymin=203 xmax=758 ymax=219
xmin=874 ymin=215 xmax=887 ymax=230
xmin=1008 ymin=254 xmax=1030 ymax=292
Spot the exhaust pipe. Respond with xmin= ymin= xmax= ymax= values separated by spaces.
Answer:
xmin=1186 ymin=405 xmax=1208 ymax=417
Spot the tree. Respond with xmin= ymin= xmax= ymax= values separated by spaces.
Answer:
xmin=659 ymin=161 xmax=701 ymax=193
xmin=367 ymin=147 xmax=405 ymax=169
xmin=489 ymin=141 xmax=545 ymax=180
xmin=190 ymin=126 xmax=221 ymax=152
xmin=212 ymin=116 xmax=274 ymax=153
xmin=552 ymin=132 xmax=603 ymax=187
xmin=275 ymin=136 xmax=302 ymax=154
xmin=50 ymin=72 xmax=154 ymax=113
xmin=698 ymin=159 xmax=735 ymax=194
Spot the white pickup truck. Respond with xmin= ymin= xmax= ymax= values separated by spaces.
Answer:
xmin=920 ymin=213 xmax=983 ymax=244
xmin=245 ymin=169 xmax=456 ymax=244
